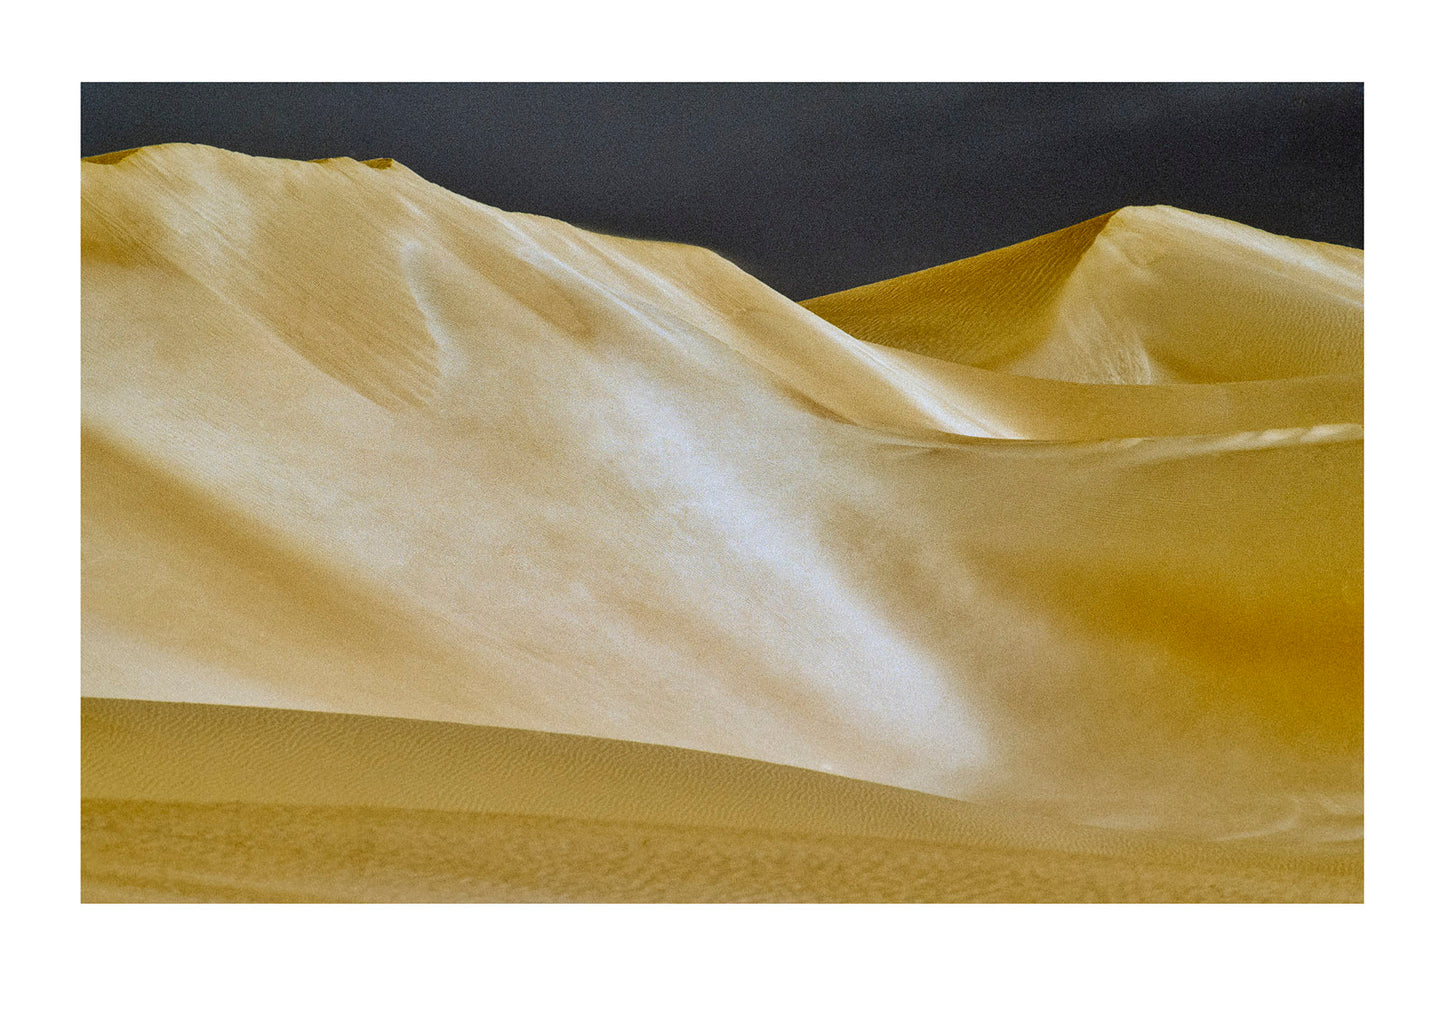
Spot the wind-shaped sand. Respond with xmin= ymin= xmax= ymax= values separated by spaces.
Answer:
xmin=81 ymin=145 xmax=1362 ymax=900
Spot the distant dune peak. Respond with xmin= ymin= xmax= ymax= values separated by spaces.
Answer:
xmin=804 ymin=202 xmax=1362 ymax=386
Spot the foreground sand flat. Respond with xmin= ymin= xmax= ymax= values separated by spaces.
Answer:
xmin=81 ymin=145 xmax=1362 ymax=901
xmin=82 ymin=801 xmax=1361 ymax=903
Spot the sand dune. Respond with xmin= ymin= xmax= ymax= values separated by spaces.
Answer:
xmin=801 ymin=205 xmax=1362 ymax=385
xmin=81 ymin=144 xmax=1362 ymax=900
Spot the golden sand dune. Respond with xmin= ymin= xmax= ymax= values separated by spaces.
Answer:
xmin=801 ymin=206 xmax=1362 ymax=385
xmin=81 ymin=144 xmax=1362 ymax=900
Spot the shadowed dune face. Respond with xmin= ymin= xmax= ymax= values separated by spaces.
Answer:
xmin=81 ymin=144 xmax=1362 ymax=901
xmin=802 ymin=213 xmax=1118 ymax=370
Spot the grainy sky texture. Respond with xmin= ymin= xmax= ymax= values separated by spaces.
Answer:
xmin=81 ymin=83 xmax=1363 ymax=298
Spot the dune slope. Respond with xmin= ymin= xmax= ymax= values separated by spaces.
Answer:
xmin=81 ymin=144 xmax=1362 ymax=900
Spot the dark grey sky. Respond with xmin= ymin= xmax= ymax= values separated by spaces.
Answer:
xmin=81 ymin=83 xmax=1363 ymax=299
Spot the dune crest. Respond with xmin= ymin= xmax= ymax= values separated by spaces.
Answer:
xmin=81 ymin=144 xmax=1362 ymax=900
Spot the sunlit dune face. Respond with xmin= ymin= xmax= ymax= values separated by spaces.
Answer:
xmin=80 ymin=144 xmax=1363 ymax=901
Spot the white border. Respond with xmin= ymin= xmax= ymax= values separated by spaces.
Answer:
xmin=10 ymin=3 xmax=1437 ymax=1016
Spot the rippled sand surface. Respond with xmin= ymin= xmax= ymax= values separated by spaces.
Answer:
xmin=81 ymin=144 xmax=1362 ymax=901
